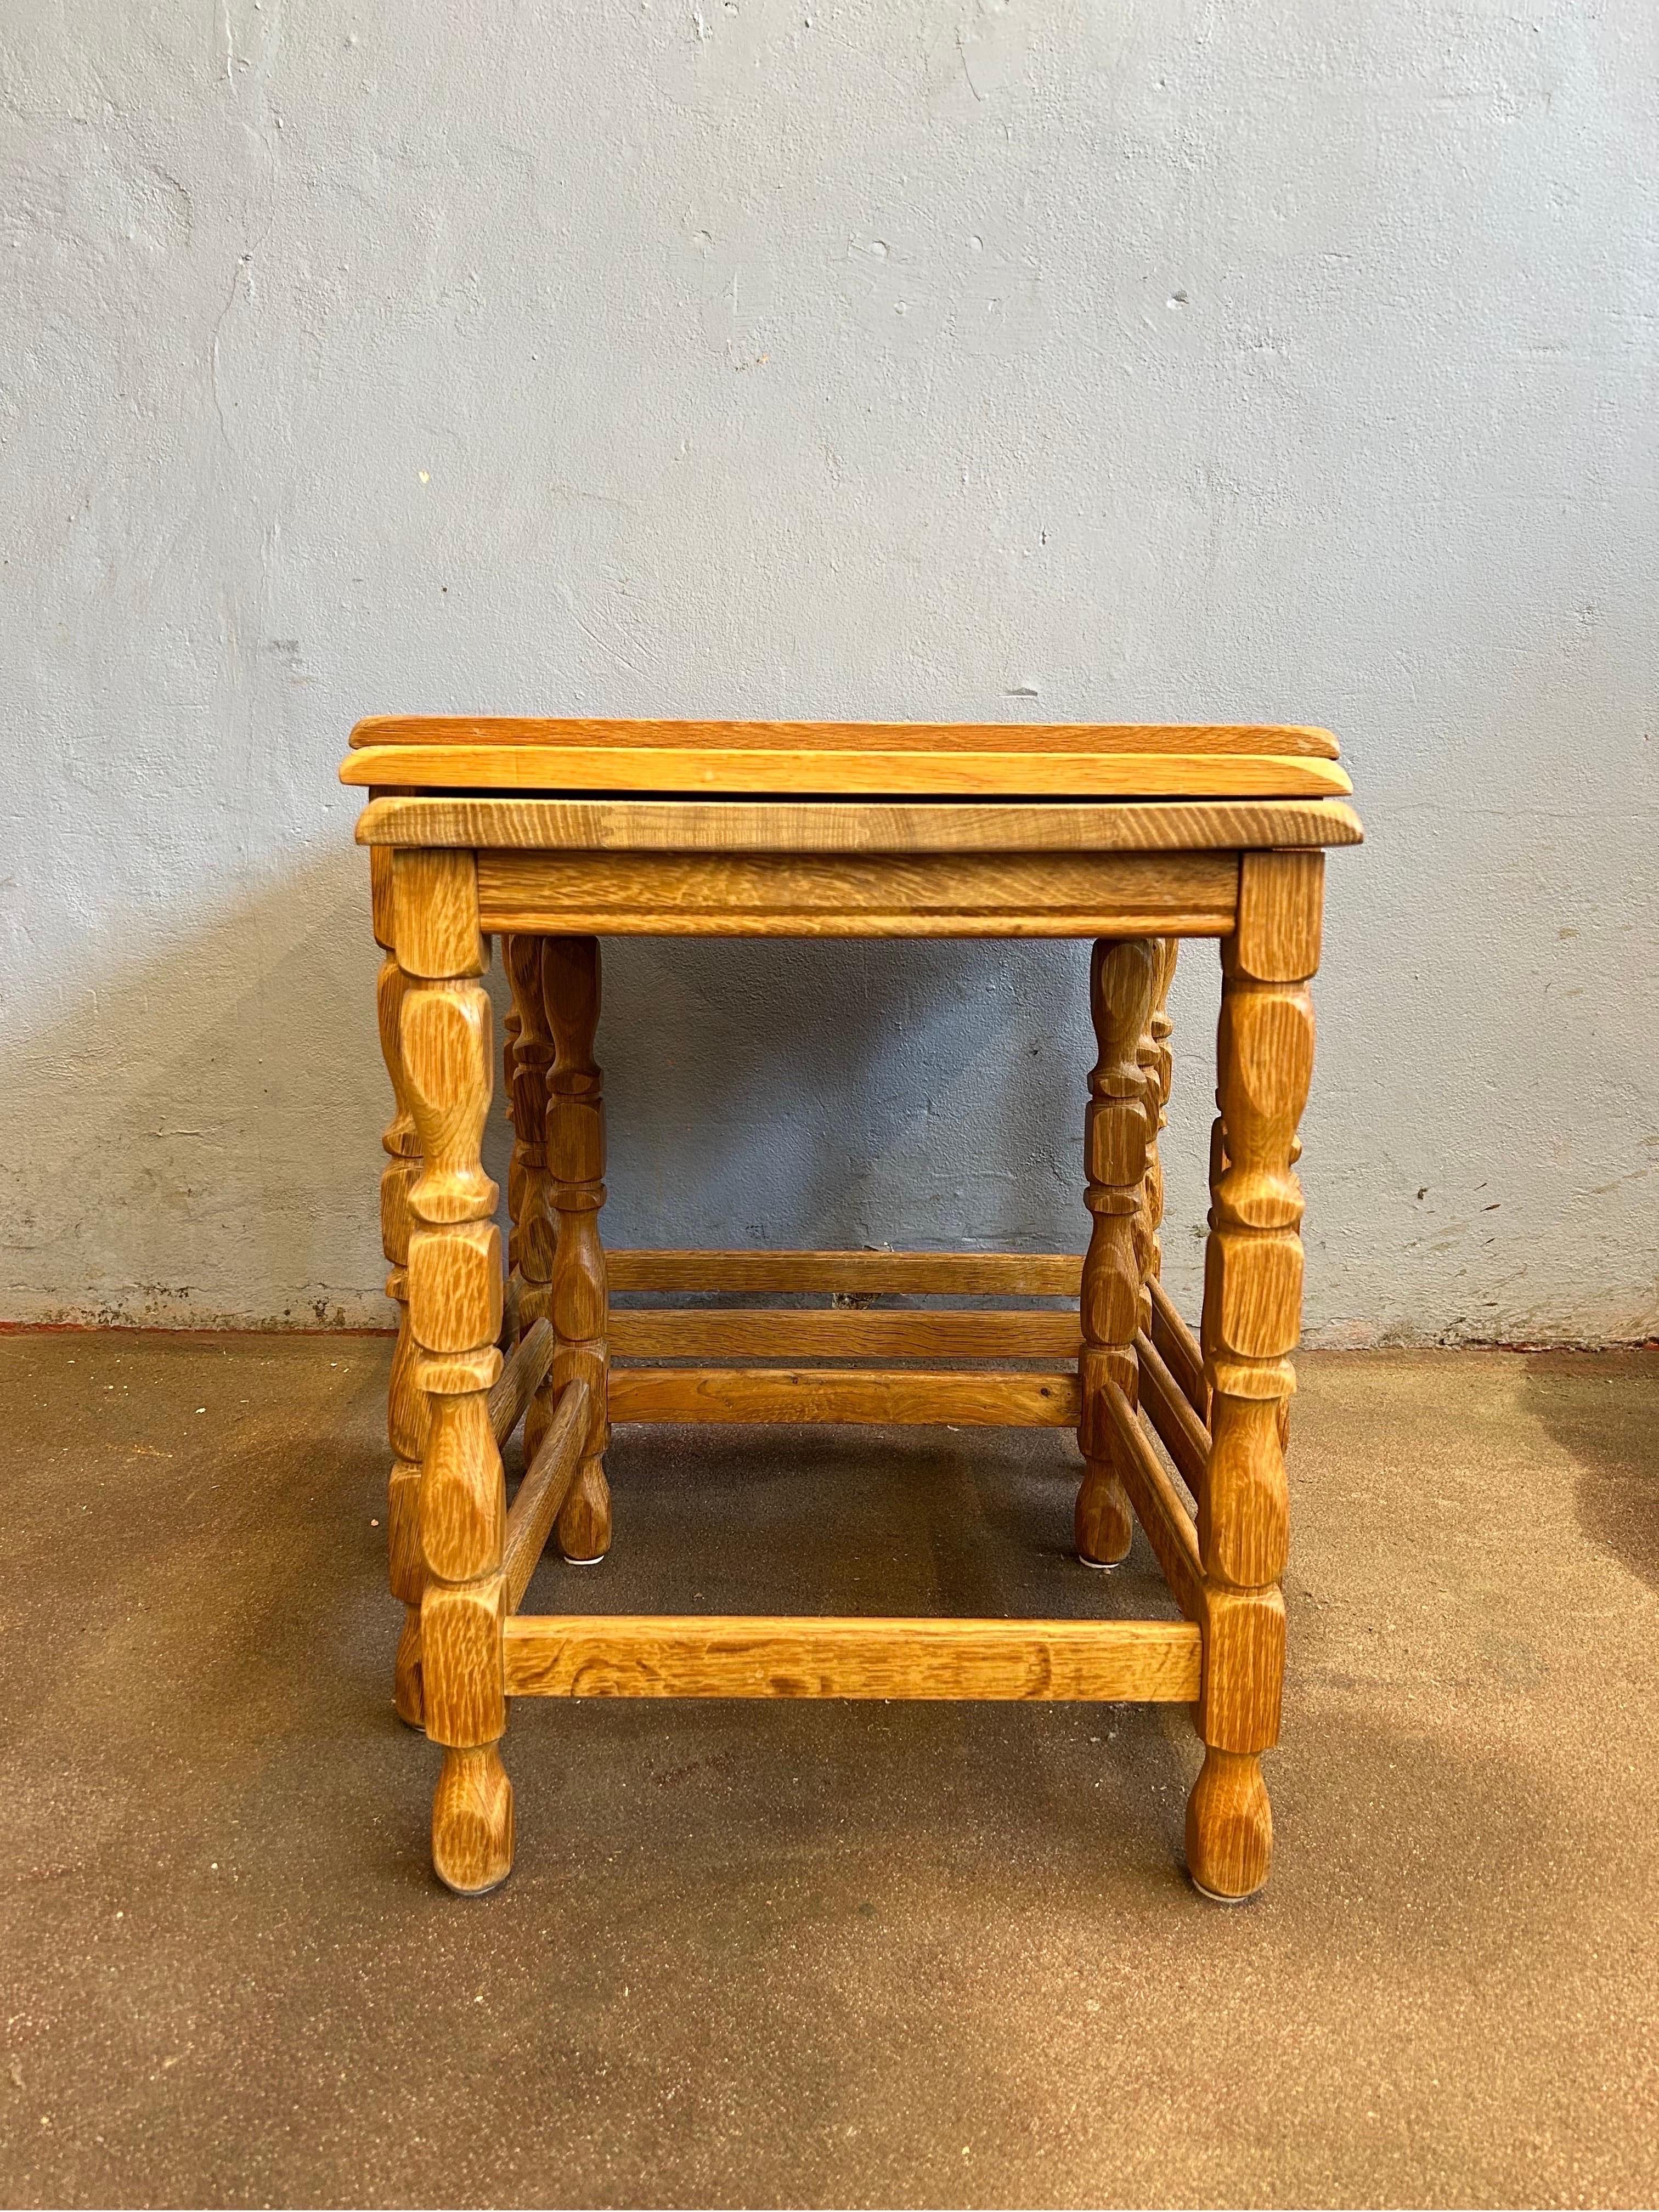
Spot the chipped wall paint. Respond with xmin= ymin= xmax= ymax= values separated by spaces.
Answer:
xmin=1 ymin=1 xmax=1655 ymax=1343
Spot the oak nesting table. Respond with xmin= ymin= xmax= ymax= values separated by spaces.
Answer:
xmin=341 ymin=718 xmax=1361 ymax=1901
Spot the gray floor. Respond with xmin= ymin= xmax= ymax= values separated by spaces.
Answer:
xmin=1 ymin=1334 xmax=1655 ymax=2208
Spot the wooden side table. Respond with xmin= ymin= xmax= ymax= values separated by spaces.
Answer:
xmin=341 ymin=719 xmax=1361 ymax=1901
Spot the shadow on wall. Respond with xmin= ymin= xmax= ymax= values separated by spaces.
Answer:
xmin=1 ymin=843 xmax=1158 ymax=1326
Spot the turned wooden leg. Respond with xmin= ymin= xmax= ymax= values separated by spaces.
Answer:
xmin=543 ymin=935 xmax=611 ymax=1565
xmin=503 ymin=943 xmax=524 ymax=1278
xmin=505 ymin=935 xmax=554 ymax=1387
xmin=371 ymin=848 xmax=430 ymax=1728
xmin=396 ymin=848 xmax=513 ymax=1896
xmin=1133 ymin=939 xmax=1179 ymax=1332
xmin=1186 ymin=852 xmax=1321 ymax=1902
xmin=1076 ymin=937 xmax=1158 ymax=1567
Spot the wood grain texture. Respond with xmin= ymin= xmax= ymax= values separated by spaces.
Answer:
xmin=498 ymin=1268 xmax=522 ymax=1354
xmin=475 ymin=850 xmax=1238 ymax=938
xmin=488 ymin=1317 xmax=555 ymax=1449
xmin=374 ymin=942 xmax=426 ymax=1728
xmin=370 ymin=842 xmax=396 ymax=948
xmin=418 ymin=1389 xmax=504 ymax=1596
xmin=607 ymin=1306 xmax=1082 ymax=1360
xmin=1186 ymin=852 xmax=1322 ymax=1902
xmin=386 ymin=1456 xmax=425 ymax=1609
xmin=1149 ymin=1275 xmax=1209 ymax=1425
xmin=343 ymin=742 xmax=1351 ymax=801
xmin=541 ymin=935 xmax=612 ymax=1563
xmin=430 ymin=1744 xmax=514 ymax=1897
xmin=607 ymin=1249 xmax=1083 ymax=1295
xmin=355 ymin=795 xmax=1366 ymax=854
xmin=407 ymin=1220 xmax=504 ymax=1356
xmin=352 ymin=717 xmax=1355 ymax=1903
xmin=400 ymin=983 xmax=499 ymax=1226
xmin=375 ymin=955 xmax=419 ymax=1166
xmin=1099 ymin=1382 xmax=1204 ymax=1622
xmin=386 ymin=1419 xmax=425 ymax=1728
xmin=1075 ymin=938 xmax=1157 ymax=1567
xmin=399 ymin=863 xmax=515 ymax=1895
xmin=607 ymin=1366 xmax=1080 ymax=1427
xmin=501 ymin=946 xmax=522 ymax=1234
xmin=503 ymin=1613 xmax=1202 ymax=1701
xmin=1135 ymin=938 xmax=1178 ymax=1325
xmin=502 ymin=1380 xmax=590 ymax=1613
xmin=1186 ymin=1747 xmax=1272 ymax=1903
xmin=1133 ymin=1327 xmax=1211 ymax=1504
xmin=391 ymin=847 xmax=486 ymax=978
xmin=420 ymin=1507 xmax=506 ymax=1670
xmin=503 ymin=935 xmax=552 ymax=1294
xmin=1235 ymin=849 xmax=1326 ymax=983
xmin=351 ymin=715 xmax=1342 ymax=757
xmin=393 ymin=1606 xmax=424 ymax=1735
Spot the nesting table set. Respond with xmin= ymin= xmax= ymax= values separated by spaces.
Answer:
xmin=342 ymin=718 xmax=1360 ymax=1900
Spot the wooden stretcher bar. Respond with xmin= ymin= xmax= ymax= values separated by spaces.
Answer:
xmin=501 ymin=1613 xmax=1202 ymax=1701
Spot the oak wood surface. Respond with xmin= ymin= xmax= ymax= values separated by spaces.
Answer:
xmin=1235 ymin=848 xmax=1327 ymax=983
xmin=397 ymin=896 xmax=514 ymax=1894
xmin=1149 ymin=1275 xmax=1209 ymax=1424
xmin=354 ymin=795 xmax=1365 ymax=855
xmin=504 ymin=938 xmax=557 ymax=1453
xmin=356 ymin=715 xmax=1353 ymax=1903
xmin=498 ymin=1270 xmax=522 ymax=1353
xmin=503 ymin=935 xmax=553 ymax=1306
xmin=502 ymin=1381 xmax=590 ymax=1613
xmin=487 ymin=1317 xmax=554 ymax=1449
xmin=352 ymin=715 xmax=1341 ymax=757
xmin=391 ymin=849 xmax=486 ymax=980
xmin=1074 ymin=937 xmax=1157 ymax=1566
xmin=1100 ymin=1382 xmax=1204 ymax=1622
xmin=541 ymin=935 xmax=612 ymax=1564
xmin=376 ymin=952 xmax=426 ymax=1729
xmin=370 ymin=842 xmax=396 ymax=947
xmin=345 ymin=742 xmax=1351 ymax=801
xmin=607 ymin=1365 xmax=1081 ymax=1427
xmin=607 ymin=1248 xmax=1083 ymax=1295
xmin=1187 ymin=1749 xmax=1274 ymax=1904
xmin=1133 ymin=1327 xmax=1211 ymax=1503
xmin=1135 ymin=938 xmax=1179 ymax=1337
xmin=502 ymin=1613 xmax=1202 ymax=1701
xmin=474 ymin=850 xmax=1238 ymax=937
xmin=607 ymin=1306 xmax=1082 ymax=1360
xmin=1184 ymin=848 xmax=1322 ymax=1901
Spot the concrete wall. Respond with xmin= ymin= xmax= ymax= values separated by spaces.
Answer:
xmin=3 ymin=1 xmax=1655 ymax=1344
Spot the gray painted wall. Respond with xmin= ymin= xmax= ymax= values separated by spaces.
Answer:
xmin=3 ymin=1 xmax=1655 ymax=1343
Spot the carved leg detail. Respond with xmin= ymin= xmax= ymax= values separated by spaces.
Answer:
xmin=396 ymin=849 xmax=513 ymax=1896
xmin=374 ymin=850 xmax=430 ymax=1726
xmin=1135 ymin=939 xmax=1179 ymax=1326
xmin=505 ymin=935 xmax=555 ymax=1422
xmin=1076 ymin=938 xmax=1158 ymax=1567
xmin=503 ymin=937 xmax=525 ymax=1284
xmin=1187 ymin=852 xmax=1322 ymax=1903
xmin=544 ymin=935 xmax=611 ymax=1564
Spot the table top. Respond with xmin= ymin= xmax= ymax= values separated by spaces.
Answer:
xmin=341 ymin=717 xmax=1353 ymax=802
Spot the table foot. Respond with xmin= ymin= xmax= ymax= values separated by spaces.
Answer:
xmin=433 ymin=1746 xmax=515 ymax=1896
xmin=1185 ymin=1746 xmax=1272 ymax=1902
xmin=557 ymin=1458 xmax=612 ymax=1563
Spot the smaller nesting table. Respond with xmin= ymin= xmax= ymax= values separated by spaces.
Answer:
xmin=342 ymin=718 xmax=1361 ymax=1900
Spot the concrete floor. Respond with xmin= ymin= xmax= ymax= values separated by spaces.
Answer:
xmin=0 ymin=1335 xmax=1655 ymax=2208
